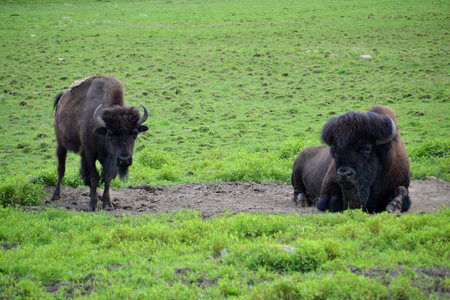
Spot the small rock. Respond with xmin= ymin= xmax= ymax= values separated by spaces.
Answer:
xmin=360 ymin=55 xmax=371 ymax=59
xmin=279 ymin=245 xmax=296 ymax=253
xmin=58 ymin=58 xmax=65 ymax=61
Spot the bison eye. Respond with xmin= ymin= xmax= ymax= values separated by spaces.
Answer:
xmin=360 ymin=144 xmax=372 ymax=158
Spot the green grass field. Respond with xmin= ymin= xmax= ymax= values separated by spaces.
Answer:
xmin=1 ymin=207 xmax=449 ymax=299
xmin=0 ymin=0 xmax=449 ymax=298
xmin=0 ymin=0 xmax=449 ymax=202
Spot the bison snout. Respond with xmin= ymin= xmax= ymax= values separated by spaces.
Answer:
xmin=336 ymin=167 xmax=355 ymax=182
xmin=117 ymin=156 xmax=133 ymax=167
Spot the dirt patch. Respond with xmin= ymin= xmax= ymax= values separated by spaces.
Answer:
xmin=43 ymin=276 xmax=95 ymax=297
xmin=2 ymin=242 xmax=18 ymax=251
xmin=42 ymin=177 xmax=449 ymax=217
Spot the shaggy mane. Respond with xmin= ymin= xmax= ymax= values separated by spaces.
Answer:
xmin=100 ymin=106 xmax=140 ymax=132
xmin=321 ymin=111 xmax=395 ymax=146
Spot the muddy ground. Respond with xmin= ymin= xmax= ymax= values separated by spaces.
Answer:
xmin=44 ymin=177 xmax=449 ymax=216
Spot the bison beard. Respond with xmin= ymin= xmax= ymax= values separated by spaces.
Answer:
xmin=117 ymin=166 xmax=129 ymax=179
xmin=317 ymin=178 xmax=371 ymax=211
xmin=339 ymin=182 xmax=369 ymax=210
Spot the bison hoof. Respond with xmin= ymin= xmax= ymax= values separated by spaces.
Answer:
xmin=88 ymin=203 xmax=97 ymax=212
xmin=296 ymin=194 xmax=308 ymax=207
xmin=386 ymin=197 xmax=402 ymax=213
xmin=50 ymin=195 xmax=60 ymax=202
xmin=386 ymin=204 xmax=394 ymax=213
xmin=102 ymin=203 xmax=114 ymax=211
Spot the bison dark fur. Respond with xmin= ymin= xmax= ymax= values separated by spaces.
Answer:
xmin=291 ymin=146 xmax=333 ymax=207
xmin=51 ymin=75 xmax=149 ymax=211
xmin=315 ymin=105 xmax=411 ymax=213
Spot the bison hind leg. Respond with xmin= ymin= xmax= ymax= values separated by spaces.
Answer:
xmin=295 ymin=193 xmax=307 ymax=206
xmin=50 ymin=144 xmax=67 ymax=202
xmin=80 ymin=155 xmax=92 ymax=187
xmin=296 ymin=193 xmax=316 ymax=207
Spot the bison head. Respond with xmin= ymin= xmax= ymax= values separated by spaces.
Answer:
xmin=93 ymin=104 xmax=149 ymax=178
xmin=321 ymin=111 xmax=396 ymax=209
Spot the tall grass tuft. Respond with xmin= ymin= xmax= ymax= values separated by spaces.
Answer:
xmin=0 ymin=175 xmax=45 ymax=206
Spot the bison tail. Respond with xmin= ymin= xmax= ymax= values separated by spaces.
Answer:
xmin=53 ymin=92 xmax=64 ymax=115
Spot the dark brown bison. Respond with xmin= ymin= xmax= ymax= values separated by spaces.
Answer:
xmin=50 ymin=75 xmax=149 ymax=211
xmin=292 ymin=105 xmax=411 ymax=213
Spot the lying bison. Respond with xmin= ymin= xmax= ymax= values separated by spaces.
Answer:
xmin=291 ymin=105 xmax=411 ymax=213
xmin=50 ymin=75 xmax=149 ymax=211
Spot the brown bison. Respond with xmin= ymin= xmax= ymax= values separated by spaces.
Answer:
xmin=50 ymin=75 xmax=149 ymax=211
xmin=291 ymin=105 xmax=411 ymax=213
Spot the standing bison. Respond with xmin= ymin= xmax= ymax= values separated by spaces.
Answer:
xmin=291 ymin=105 xmax=411 ymax=213
xmin=50 ymin=75 xmax=149 ymax=211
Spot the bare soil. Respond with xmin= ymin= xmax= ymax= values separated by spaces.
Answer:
xmin=43 ymin=177 xmax=449 ymax=217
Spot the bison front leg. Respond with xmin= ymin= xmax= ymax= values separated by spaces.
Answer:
xmin=88 ymin=178 xmax=100 ymax=212
xmin=99 ymin=158 xmax=115 ymax=210
xmin=317 ymin=193 xmax=343 ymax=212
xmin=317 ymin=181 xmax=344 ymax=212
xmin=82 ymin=154 xmax=100 ymax=212
xmin=386 ymin=186 xmax=411 ymax=213
xmin=101 ymin=181 xmax=114 ymax=210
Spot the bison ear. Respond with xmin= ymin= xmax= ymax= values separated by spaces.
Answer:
xmin=138 ymin=125 xmax=149 ymax=133
xmin=93 ymin=127 xmax=107 ymax=136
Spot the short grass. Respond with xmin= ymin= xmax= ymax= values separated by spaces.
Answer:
xmin=1 ymin=207 xmax=449 ymax=298
xmin=0 ymin=0 xmax=448 ymax=205
xmin=0 ymin=2 xmax=449 ymax=297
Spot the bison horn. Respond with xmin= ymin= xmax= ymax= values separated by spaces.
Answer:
xmin=137 ymin=104 xmax=148 ymax=126
xmin=376 ymin=115 xmax=397 ymax=145
xmin=94 ymin=104 xmax=107 ymax=128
